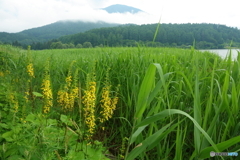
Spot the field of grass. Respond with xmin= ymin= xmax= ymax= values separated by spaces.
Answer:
xmin=0 ymin=45 xmax=239 ymax=160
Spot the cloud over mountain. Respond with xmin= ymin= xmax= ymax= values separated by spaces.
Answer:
xmin=0 ymin=0 xmax=239 ymax=33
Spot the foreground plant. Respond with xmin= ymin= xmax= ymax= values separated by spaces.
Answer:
xmin=125 ymin=62 xmax=240 ymax=160
xmin=82 ymin=72 xmax=97 ymax=140
xmin=99 ymin=68 xmax=119 ymax=125
xmin=1 ymin=45 xmax=239 ymax=159
xmin=41 ymin=60 xmax=53 ymax=114
xmin=58 ymin=61 xmax=79 ymax=112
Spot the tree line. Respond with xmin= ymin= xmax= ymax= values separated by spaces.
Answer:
xmin=4 ymin=23 xmax=240 ymax=50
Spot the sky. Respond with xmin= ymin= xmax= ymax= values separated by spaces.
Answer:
xmin=0 ymin=0 xmax=239 ymax=33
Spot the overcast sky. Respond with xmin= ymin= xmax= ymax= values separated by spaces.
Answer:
xmin=1 ymin=0 xmax=239 ymax=33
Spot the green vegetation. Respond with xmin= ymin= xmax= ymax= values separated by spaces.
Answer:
xmin=2 ymin=23 xmax=240 ymax=50
xmin=59 ymin=23 xmax=240 ymax=49
xmin=0 ymin=45 xmax=240 ymax=159
xmin=0 ymin=21 xmax=119 ymax=44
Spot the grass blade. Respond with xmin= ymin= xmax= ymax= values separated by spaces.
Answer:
xmin=126 ymin=122 xmax=174 ymax=160
xmin=135 ymin=63 xmax=156 ymax=123
xmin=136 ymin=109 xmax=220 ymax=154
xmin=198 ymin=135 xmax=240 ymax=159
xmin=129 ymin=125 xmax=148 ymax=145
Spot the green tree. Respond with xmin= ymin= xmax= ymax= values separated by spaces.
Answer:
xmin=83 ymin=42 xmax=93 ymax=48
xmin=67 ymin=43 xmax=75 ymax=48
xmin=12 ymin=41 xmax=22 ymax=47
xmin=76 ymin=44 xmax=83 ymax=48
xmin=50 ymin=41 xmax=64 ymax=49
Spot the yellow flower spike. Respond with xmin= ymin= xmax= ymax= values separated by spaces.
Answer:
xmin=69 ymin=87 xmax=79 ymax=109
xmin=42 ymin=79 xmax=53 ymax=113
xmin=82 ymin=80 xmax=96 ymax=140
xmin=8 ymin=93 xmax=19 ymax=113
xmin=99 ymin=68 xmax=118 ymax=123
xmin=0 ymin=71 xmax=4 ymax=77
xmin=6 ymin=70 xmax=10 ymax=74
xmin=27 ymin=63 xmax=35 ymax=78
xmin=99 ymin=82 xmax=119 ymax=124
xmin=41 ymin=71 xmax=52 ymax=114
xmin=65 ymin=75 xmax=72 ymax=87
xmin=58 ymin=90 xmax=68 ymax=109
xmin=58 ymin=86 xmax=79 ymax=111
xmin=58 ymin=62 xmax=79 ymax=111
xmin=120 ymin=137 xmax=129 ymax=159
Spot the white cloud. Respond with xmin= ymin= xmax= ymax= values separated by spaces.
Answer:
xmin=0 ymin=0 xmax=239 ymax=33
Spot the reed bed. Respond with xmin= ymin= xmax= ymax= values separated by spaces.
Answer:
xmin=0 ymin=45 xmax=239 ymax=160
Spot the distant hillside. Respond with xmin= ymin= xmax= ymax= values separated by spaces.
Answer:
xmin=59 ymin=23 xmax=240 ymax=49
xmin=0 ymin=21 xmax=119 ymax=44
xmin=102 ymin=4 xmax=143 ymax=14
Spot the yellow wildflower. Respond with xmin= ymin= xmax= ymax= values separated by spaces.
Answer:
xmin=58 ymin=90 xmax=69 ymax=106
xmin=82 ymin=81 xmax=96 ymax=138
xmin=14 ymin=101 xmax=19 ymax=113
xmin=58 ymin=87 xmax=78 ymax=111
xmin=24 ymin=91 xmax=29 ymax=102
xmin=0 ymin=71 xmax=4 ymax=77
xmin=58 ymin=65 xmax=79 ymax=111
xmin=41 ymin=76 xmax=53 ymax=114
xmin=99 ymin=86 xmax=112 ymax=123
xmin=65 ymin=75 xmax=72 ymax=87
xmin=9 ymin=93 xmax=19 ymax=113
xmin=5 ymin=70 xmax=10 ymax=74
xmin=99 ymin=85 xmax=119 ymax=123
xmin=20 ymin=118 xmax=26 ymax=123
xmin=27 ymin=63 xmax=35 ymax=78
xmin=69 ymin=87 xmax=79 ymax=108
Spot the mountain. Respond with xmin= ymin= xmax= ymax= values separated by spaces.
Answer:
xmin=59 ymin=23 xmax=240 ymax=49
xmin=102 ymin=4 xmax=143 ymax=14
xmin=0 ymin=21 xmax=119 ymax=44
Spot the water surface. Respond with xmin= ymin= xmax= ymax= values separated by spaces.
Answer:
xmin=200 ymin=49 xmax=239 ymax=60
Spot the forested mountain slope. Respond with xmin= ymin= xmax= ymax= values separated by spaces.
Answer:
xmin=59 ymin=23 xmax=240 ymax=49
xmin=0 ymin=21 xmax=119 ymax=44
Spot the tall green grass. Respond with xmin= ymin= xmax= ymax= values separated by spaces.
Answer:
xmin=0 ymin=45 xmax=239 ymax=159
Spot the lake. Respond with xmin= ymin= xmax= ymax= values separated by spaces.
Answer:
xmin=200 ymin=49 xmax=239 ymax=60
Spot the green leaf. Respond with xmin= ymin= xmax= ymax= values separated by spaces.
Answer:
xmin=67 ymin=150 xmax=85 ymax=160
xmin=47 ymin=119 xmax=58 ymax=126
xmin=136 ymin=109 xmax=220 ymax=153
xmin=147 ymin=72 xmax=173 ymax=107
xmin=146 ymin=119 xmax=185 ymax=152
xmin=193 ymin=63 xmax=202 ymax=153
xmin=60 ymin=114 xmax=68 ymax=124
xmin=7 ymin=155 xmax=24 ymax=160
xmin=25 ymin=114 xmax=36 ymax=122
xmin=25 ymin=114 xmax=42 ymax=125
xmin=60 ymin=114 xmax=72 ymax=126
xmin=0 ymin=123 xmax=9 ymax=129
xmin=130 ymin=125 xmax=148 ymax=145
xmin=32 ymin=91 xmax=43 ymax=97
xmin=126 ymin=122 xmax=173 ymax=160
xmin=176 ymin=71 xmax=194 ymax=96
xmin=2 ymin=131 xmax=14 ymax=142
xmin=198 ymin=135 xmax=240 ymax=159
xmin=135 ymin=63 xmax=156 ymax=123
xmin=153 ymin=17 xmax=161 ymax=42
